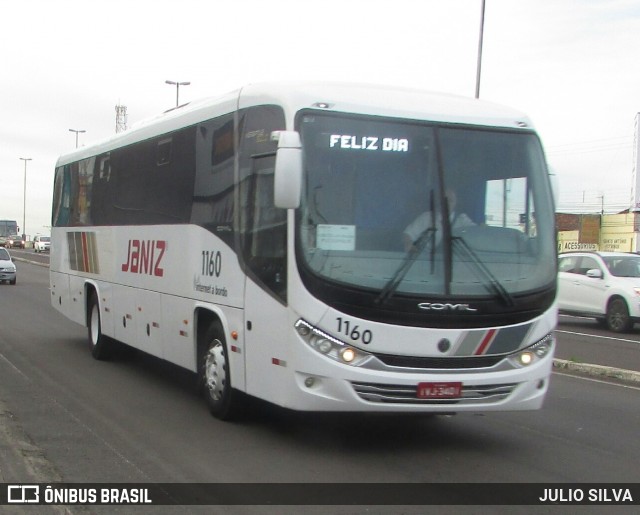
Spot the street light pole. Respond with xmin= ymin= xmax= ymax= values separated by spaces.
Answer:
xmin=165 ymin=80 xmax=191 ymax=107
xmin=19 ymin=157 xmax=32 ymax=239
xmin=69 ymin=128 xmax=86 ymax=148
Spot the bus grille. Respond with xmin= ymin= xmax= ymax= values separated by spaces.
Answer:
xmin=373 ymin=354 xmax=504 ymax=369
xmin=351 ymin=382 xmax=518 ymax=405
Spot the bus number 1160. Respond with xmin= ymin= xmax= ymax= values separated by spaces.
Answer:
xmin=201 ymin=250 xmax=222 ymax=277
xmin=336 ymin=317 xmax=373 ymax=344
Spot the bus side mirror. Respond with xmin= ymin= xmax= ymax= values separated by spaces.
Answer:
xmin=273 ymin=131 xmax=302 ymax=209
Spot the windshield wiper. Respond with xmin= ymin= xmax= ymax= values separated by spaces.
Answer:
xmin=376 ymin=190 xmax=437 ymax=305
xmin=376 ymin=226 xmax=436 ymax=305
xmin=451 ymin=235 xmax=515 ymax=307
xmin=438 ymin=188 xmax=511 ymax=307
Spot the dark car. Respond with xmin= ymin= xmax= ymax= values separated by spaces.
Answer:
xmin=7 ymin=235 xmax=25 ymax=249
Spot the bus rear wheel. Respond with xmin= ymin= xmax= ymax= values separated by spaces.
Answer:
xmin=198 ymin=323 xmax=242 ymax=420
xmin=88 ymin=293 xmax=113 ymax=360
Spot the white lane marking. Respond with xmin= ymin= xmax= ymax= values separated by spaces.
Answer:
xmin=556 ymin=329 xmax=640 ymax=345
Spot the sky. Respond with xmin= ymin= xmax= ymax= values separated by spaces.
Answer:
xmin=1 ymin=0 xmax=639 ymax=237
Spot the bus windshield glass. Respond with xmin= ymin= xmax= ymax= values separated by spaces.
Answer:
xmin=0 ymin=220 xmax=18 ymax=237
xmin=297 ymin=112 xmax=556 ymax=300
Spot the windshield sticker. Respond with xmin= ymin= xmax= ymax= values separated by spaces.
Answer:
xmin=329 ymin=134 xmax=409 ymax=152
xmin=317 ymin=225 xmax=356 ymax=251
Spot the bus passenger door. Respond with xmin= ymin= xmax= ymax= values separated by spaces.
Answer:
xmin=241 ymin=154 xmax=290 ymax=403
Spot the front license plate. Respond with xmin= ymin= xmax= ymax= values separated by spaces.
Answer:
xmin=417 ymin=382 xmax=462 ymax=399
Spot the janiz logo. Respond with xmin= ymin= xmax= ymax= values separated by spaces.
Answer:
xmin=418 ymin=302 xmax=478 ymax=312
xmin=121 ymin=239 xmax=166 ymax=277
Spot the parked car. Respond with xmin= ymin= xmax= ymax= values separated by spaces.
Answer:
xmin=33 ymin=235 xmax=50 ymax=252
xmin=557 ymin=251 xmax=640 ymax=332
xmin=6 ymin=235 xmax=25 ymax=249
xmin=0 ymin=247 xmax=17 ymax=285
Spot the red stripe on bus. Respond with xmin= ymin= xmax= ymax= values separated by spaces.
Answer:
xmin=475 ymin=329 xmax=496 ymax=355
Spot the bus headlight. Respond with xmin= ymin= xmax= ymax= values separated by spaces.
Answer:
xmin=295 ymin=319 xmax=371 ymax=366
xmin=508 ymin=333 xmax=554 ymax=368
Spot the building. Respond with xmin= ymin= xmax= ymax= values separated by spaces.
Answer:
xmin=556 ymin=211 xmax=640 ymax=253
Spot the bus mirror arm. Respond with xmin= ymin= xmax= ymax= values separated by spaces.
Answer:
xmin=273 ymin=131 xmax=302 ymax=209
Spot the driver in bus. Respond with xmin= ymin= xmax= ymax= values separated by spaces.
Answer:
xmin=402 ymin=187 xmax=475 ymax=252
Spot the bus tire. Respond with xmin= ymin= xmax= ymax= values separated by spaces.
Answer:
xmin=88 ymin=293 xmax=113 ymax=360
xmin=198 ymin=322 xmax=242 ymax=420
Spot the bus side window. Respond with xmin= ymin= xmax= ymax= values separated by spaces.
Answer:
xmin=157 ymin=137 xmax=172 ymax=166
xmin=52 ymin=165 xmax=71 ymax=227
xmin=238 ymin=104 xmax=287 ymax=302
xmin=242 ymin=155 xmax=287 ymax=300
xmin=191 ymin=114 xmax=235 ymax=245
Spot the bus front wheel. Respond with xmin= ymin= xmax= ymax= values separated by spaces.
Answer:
xmin=198 ymin=323 xmax=242 ymax=420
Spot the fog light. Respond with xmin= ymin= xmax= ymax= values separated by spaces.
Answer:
xmin=341 ymin=347 xmax=356 ymax=363
xmin=304 ymin=377 xmax=315 ymax=388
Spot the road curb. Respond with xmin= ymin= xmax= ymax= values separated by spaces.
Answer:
xmin=10 ymin=255 xmax=48 ymax=267
xmin=553 ymin=358 xmax=640 ymax=385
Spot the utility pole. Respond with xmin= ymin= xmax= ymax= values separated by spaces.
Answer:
xmin=19 ymin=157 xmax=32 ymax=239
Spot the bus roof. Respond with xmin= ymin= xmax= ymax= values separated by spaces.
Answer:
xmin=56 ymin=81 xmax=535 ymax=167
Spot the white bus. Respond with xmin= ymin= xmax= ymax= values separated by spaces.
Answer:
xmin=50 ymin=82 xmax=557 ymax=420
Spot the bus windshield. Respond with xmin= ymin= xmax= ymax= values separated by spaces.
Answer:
xmin=0 ymin=220 xmax=18 ymax=237
xmin=297 ymin=112 xmax=556 ymax=300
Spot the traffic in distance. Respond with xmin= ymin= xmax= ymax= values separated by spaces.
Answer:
xmin=0 ymin=219 xmax=20 ymax=248
xmin=49 ymin=82 xmax=557 ymax=420
xmin=0 ymin=226 xmax=50 ymax=287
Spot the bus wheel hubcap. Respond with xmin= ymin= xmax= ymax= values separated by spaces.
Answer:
xmin=90 ymin=306 xmax=100 ymax=345
xmin=205 ymin=340 xmax=226 ymax=401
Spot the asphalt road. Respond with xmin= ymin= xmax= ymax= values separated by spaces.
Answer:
xmin=1 ymin=261 xmax=639 ymax=512
xmin=556 ymin=315 xmax=640 ymax=372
